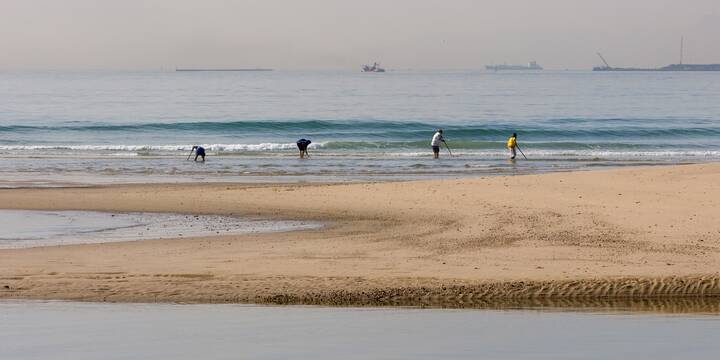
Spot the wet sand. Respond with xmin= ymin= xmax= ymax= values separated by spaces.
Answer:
xmin=1 ymin=163 xmax=719 ymax=306
xmin=0 ymin=209 xmax=320 ymax=249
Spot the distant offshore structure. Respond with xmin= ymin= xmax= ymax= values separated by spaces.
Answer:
xmin=594 ymin=38 xmax=720 ymax=71
xmin=362 ymin=62 xmax=385 ymax=72
xmin=175 ymin=68 xmax=273 ymax=72
xmin=486 ymin=61 xmax=543 ymax=71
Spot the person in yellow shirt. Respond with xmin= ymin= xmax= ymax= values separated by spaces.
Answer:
xmin=507 ymin=133 xmax=518 ymax=159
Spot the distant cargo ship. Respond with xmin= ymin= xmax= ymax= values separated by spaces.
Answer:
xmin=362 ymin=62 xmax=385 ymax=72
xmin=594 ymin=38 xmax=720 ymax=71
xmin=486 ymin=61 xmax=543 ymax=71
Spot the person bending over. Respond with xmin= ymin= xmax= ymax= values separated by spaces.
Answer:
xmin=296 ymin=139 xmax=312 ymax=158
xmin=192 ymin=145 xmax=206 ymax=162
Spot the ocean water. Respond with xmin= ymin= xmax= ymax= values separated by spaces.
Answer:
xmin=1 ymin=70 xmax=719 ymax=185
xmin=1 ymin=301 xmax=718 ymax=360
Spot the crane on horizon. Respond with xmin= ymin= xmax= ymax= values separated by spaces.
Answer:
xmin=596 ymin=52 xmax=611 ymax=69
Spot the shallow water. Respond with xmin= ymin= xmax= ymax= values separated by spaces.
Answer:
xmin=0 ymin=210 xmax=321 ymax=248
xmin=0 ymin=301 xmax=717 ymax=360
xmin=1 ymin=70 xmax=719 ymax=185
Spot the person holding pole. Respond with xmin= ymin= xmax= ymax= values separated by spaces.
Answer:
xmin=506 ymin=133 xmax=527 ymax=160
xmin=507 ymin=133 xmax=518 ymax=160
xmin=189 ymin=145 xmax=206 ymax=162
xmin=431 ymin=129 xmax=446 ymax=159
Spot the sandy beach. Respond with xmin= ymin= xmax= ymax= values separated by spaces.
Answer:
xmin=1 ymin=163 xmax=719 ymax=306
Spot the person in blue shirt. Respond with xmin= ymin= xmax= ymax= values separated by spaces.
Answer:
xmin=191 ymin=146 xmax=206 ymax=162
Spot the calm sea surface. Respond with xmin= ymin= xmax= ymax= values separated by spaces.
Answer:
xmin=1 ymin=70 xmax=719 ymax=185
xmin=1 ymin=301 xmax=718 ymax=360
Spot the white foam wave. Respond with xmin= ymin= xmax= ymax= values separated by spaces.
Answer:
xmin=0 ymin=143 xmax=324 ymax=152
xmin=0 ymin=144 xmax=718 ymax=160
xmin=379 ymin=150 xmax=720 ymax=159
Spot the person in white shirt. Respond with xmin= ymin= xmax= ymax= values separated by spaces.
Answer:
xmin=431 ymin=129 xmax=445 ymax=159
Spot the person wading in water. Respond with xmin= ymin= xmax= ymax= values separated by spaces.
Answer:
xmin=191 ymin=145 xmax=206 ymax=162
xmin=431 ymin=129 xmax=445 ymax=159
xmin=507 ymin=133 xmax=518 ymax=160
xmin=296 ymin=139 xmax=312 ymax=158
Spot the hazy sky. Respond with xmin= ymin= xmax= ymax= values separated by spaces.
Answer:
xmin=2 ymin=0 xmax=719 ymax=70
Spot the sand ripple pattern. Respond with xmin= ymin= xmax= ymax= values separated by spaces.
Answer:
xmin=259 ymin=276 xmax=720 ymax=308
xmin=2 ymin=273 xmax=718 ymax=311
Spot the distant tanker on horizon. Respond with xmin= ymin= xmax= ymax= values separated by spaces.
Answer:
xmin=486 ymin=61 xmax=543 ymax=71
